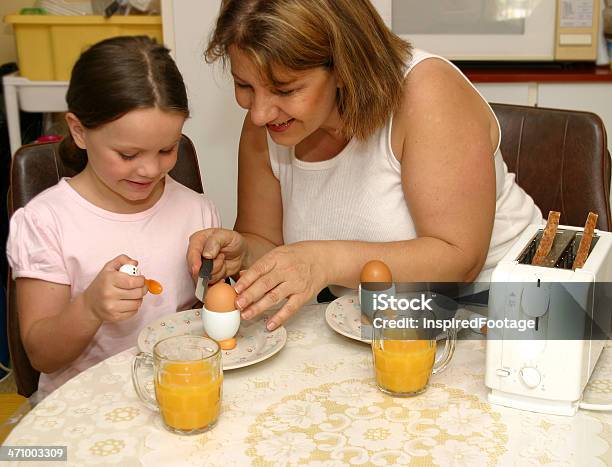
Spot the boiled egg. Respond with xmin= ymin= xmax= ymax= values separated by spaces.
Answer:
xmin=360 ymin=260 xmax=393 ymax=291
xmin=204 ymin=282 xmax=237 ymax=312
xmin=203 ymin=282 xmax=240 ymax=351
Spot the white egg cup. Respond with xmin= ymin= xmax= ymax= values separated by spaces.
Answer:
xmin=202 ymin=307 xmax=241 ymax=343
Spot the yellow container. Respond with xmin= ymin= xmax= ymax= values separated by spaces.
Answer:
xmin=4 ymin=15 xmax=163 ymax=81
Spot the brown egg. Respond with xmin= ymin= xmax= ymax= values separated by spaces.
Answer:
xmin=360 ymin=260 xmax=393 ymax=291
xmin=204 ymin=282 xmax=237 ymax=312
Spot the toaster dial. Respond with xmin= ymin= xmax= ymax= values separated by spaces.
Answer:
xmin=519 ymin=366 xmax=541 ymax=388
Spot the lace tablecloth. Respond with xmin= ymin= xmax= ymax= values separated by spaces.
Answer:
xmin=4 ymin=303 xmax=612 ymax=466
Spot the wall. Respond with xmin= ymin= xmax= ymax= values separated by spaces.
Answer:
xmin=163 ymin=0 xmax=245 ymax=229
xmin=0 ymin=0 xmax=31 ymax=65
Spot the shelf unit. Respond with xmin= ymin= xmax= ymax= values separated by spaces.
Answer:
xmin=3 ymin=73 xmax=68 ymax=156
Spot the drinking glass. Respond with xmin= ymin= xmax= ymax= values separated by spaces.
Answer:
xmin=132 ymin=335 xmax=222 ymax=435
xmin=372 ymin=305 xmax=456 ymax=396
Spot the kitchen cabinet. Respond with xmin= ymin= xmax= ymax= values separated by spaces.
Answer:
xmin=468 ymin=68 xmax=612 ymax=158
xmin=3 ymin=74 xmax=68 ymax=156
xmin=474 ymin=83 xmax=536 ymax=107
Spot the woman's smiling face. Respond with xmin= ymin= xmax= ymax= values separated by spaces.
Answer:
xmin=229 ymin=46 xmax=343 ymax=146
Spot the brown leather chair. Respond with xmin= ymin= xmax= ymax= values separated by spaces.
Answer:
xmin=7 ymin=135 xmax=203 ymax=397
xmin=491 ymin=103 xmax=611 ymax=230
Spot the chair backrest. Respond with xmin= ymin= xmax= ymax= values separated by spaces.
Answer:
xmin=491 ymin=103 xmax=611 ymax=231
xmin=7 ymin=134 xmax=203 ymax=397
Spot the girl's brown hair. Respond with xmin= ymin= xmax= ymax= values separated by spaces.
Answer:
xmin=60 ymin=35 xmax=189 ymax=172
xmin=205 ymin=0 xmax=411 ymax=141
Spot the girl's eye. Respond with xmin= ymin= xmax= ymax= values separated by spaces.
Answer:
xmin=119 ymin=153 xmax=137 ymax=160
xmin=160 ymin=146 xmax=177 ymax=154
xmin=235 ymin=82 xmax=251 ymax=89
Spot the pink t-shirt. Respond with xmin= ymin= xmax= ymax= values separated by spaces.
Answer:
xmin=7 ymin=176 xmax=220 ymax=394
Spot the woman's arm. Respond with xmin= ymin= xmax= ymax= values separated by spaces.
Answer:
xmin=403 ymin=58 xmax=497 ymax=279
xmin=234 ymin=112 xmax=285 ymax=265
xmin=186 ymin=113 xmax=285 ymax=282
xmin=325 ymin=57 xmax=497 ymax=286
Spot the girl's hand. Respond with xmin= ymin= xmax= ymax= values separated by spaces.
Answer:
xmin=234 ymin=242 xmax=328 ymax=330
xmin=83 ymin=255 xmax=147 ymax=323
xmin=187 ymin=228 xmax=248 ymax=283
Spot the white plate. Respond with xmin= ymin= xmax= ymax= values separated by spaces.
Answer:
xmin=325 ymin=294 xmax=371 ymax=344
xmin=325 ymin=294 xmax=463 ymax=343
xmin=138 ymin=309 xmax=287 ymax=370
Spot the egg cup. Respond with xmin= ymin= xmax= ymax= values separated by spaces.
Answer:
xmin=202 ymin=307 xmax=241 ymax=350
xmin=359 ymin=283 xmax=396 ymax=322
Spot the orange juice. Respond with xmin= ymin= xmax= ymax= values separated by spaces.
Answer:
xmin=373 ymin=339 xmax=436 ymax=395
xmin=154 ymin=361 xmax=222 ymax=431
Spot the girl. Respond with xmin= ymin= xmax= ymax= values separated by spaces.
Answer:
xmin=7 ymin=36 xmax=220 ymax=395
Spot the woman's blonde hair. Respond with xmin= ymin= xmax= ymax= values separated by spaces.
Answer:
xmin=205 ymin=0 xmax=411 ymax=140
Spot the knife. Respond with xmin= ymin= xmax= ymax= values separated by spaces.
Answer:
xmin=195 ymin=258 xmax=213 ymax=303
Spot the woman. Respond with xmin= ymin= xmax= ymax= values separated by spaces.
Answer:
xmin=188 ymin=0 xmax=541 ymax=330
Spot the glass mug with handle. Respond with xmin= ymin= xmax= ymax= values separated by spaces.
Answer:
xmin=371 ymin=299 xmax=456 ymax=397
xmin=132 ymin=335 xmax=223 ymax=435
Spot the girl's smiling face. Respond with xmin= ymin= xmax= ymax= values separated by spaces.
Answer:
xmin=67 ymin=107 xmax=185 ymax=213
xmin=229 ymin=47 xmax=343 ymax=146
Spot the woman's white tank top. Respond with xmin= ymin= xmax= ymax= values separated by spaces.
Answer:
xmin=267 ymin=49 xmax=542 ymax=282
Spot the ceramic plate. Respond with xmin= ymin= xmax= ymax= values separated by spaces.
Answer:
xmin=325 ymin=294 xmax=371 ymax=344
xmin=325 ymin=294 xmax=466 ymax=343
xmin=138 ymin=309 xmax=287 ymax=370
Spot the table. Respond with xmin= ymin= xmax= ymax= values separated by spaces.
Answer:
xmin=4 ymin=303 xmax=612 ymax=466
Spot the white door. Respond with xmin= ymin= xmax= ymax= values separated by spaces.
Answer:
xmin=162 ymin=0 xmax=244 ymax=228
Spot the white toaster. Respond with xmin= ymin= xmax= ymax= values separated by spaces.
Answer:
xmin=485 ymin=223 xmax=612 ymax=416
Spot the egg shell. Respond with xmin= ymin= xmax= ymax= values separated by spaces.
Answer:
xmin=204 ymin=282 xmax=237 ymax=312
xmin=360 ymin=260 xmax=393 ymax=283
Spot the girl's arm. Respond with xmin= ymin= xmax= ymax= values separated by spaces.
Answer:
xmin=17 ymin=279 xmax=102 ymax=373
xmin=17 ymin=255 xmax=147 ymax=373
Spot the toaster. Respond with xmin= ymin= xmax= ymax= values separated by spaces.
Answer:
xmin=485 ymin=223 xmax=612 ymax=416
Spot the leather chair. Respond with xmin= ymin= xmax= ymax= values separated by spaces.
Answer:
xmin=491 ymin=103 xmax=611 ymax=230
xmin=7 ymin=135 xmax=203 ymax=397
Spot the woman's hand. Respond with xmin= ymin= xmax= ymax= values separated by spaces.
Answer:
xmin=234 ymin=241 xmax=328 ymax=330
xmin=187 ymin=228 xmax=248 ymax=283
xmin=83 ymin=255 xmax=147 ymax=324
